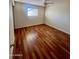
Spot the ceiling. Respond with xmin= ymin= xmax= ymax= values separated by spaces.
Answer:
xmin=14 ymin=0 xmax=69 ymax=6
xmin=14 ymin=0 xmax=45 ymax=6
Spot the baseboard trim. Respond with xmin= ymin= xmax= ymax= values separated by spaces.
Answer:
xmin=15 ymin=24 xmax=70 ymax=36
xmin=44 ymin=24 xmax=70 ymax=36
xmin=14 ymin=24 xmax=44 ymax=30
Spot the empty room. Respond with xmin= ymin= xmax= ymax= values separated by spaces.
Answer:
xmin=9 ymin=0 xmax=70 ymax=59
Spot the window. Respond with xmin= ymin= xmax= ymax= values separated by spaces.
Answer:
xmin=27 ymin=8 xmax=38 ymax=16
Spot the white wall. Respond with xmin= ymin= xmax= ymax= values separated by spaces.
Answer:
xmin=14 ymin=2 xmax=45 ymax=29
xmin=45 ymin=1 xmax=70 ymax=34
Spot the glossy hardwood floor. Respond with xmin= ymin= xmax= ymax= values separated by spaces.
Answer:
xmin=13 ymin=24 xmax=70 ymax=59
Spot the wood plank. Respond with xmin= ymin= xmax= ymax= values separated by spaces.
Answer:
xmin=13 ymin=24 xmax=70 ymax=59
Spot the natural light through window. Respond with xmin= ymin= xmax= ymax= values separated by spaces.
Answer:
xmin=27 ymin=8 xmax=38 ymax=16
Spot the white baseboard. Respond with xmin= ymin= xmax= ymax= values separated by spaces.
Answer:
xmin=45 ymin=23 xmax=70 ymax=35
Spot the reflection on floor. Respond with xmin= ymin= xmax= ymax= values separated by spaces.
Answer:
xmin=13 ymin=24 xmax=70 ymax=59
